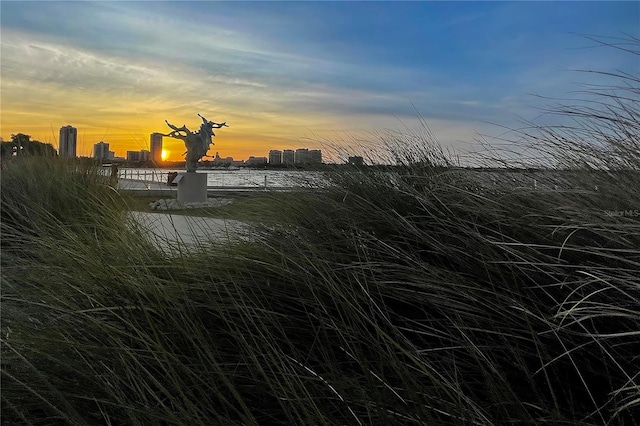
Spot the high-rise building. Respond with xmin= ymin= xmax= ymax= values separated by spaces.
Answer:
xmin=126 ymin=150 xmax=150 ymax=162
xmin=93 ymin=141 xmax=110 ymax=160
xmin=282 ymin=149 xmax=295 ymax=165
xmin=126 ymin=151 xmax=141 ymax=162
xmin=309 ymin=149 xmax=322 ymax=164
xmin=59 ymin=125 xmax=77 ymax=157
xmin=295 ymin=148 xmax=310 ymax=164
xmin=268 ymin=150 xmax=282 ymax=165
xmin=293 ymin=148 xmax=322 ymax=164
xmin=150 ymin=133 xmax=163 ymax=163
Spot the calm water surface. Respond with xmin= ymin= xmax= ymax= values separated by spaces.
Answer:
xmin=118 ymin=168 xmax=325 ymax=188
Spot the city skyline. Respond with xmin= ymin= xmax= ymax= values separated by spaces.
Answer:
xmin=86 ymin=135 xmax=322 ymax=165
xmin=1 ymin=2 xmax=638 ymax=162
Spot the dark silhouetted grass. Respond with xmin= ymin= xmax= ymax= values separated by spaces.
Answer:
xmin=2 ymin=41 xmax=639 ymax=424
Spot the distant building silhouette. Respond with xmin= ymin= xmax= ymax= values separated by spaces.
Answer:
xmin=211 ymin=152 xmax=244 ymax=167
xmin=269 ymin=149 xmax=282 ymax=165
xmin=295 ymin=148 xmax=309 ymax=164
xmin=309 ymin=149 xmax=322 ymax=164
xmin=246 ymin=156 xmax=267 ymax=166
xmin=282 ymin=149 xmax=295 ymax=165
xmin=93 ymin=141 xmax=111 ymax=160
xmin=150 ymin=132 xmax=163 ymax=163
xmin=127 ymin=150 xmax=150 ymax=162
xmin=295 ymin=148 xmax=322 ymax=164
xmin=59 ymin=125 xmax=77 ymax=157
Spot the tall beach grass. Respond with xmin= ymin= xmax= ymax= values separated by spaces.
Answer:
xmin=2 ymin=43 xmax=639 ymax=424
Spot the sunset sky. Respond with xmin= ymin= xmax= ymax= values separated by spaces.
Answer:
xmin=1 ymin=1 xmax=638 ymax=162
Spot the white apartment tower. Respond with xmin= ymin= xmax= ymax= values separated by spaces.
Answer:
xmin=268 ymin=150 xmax=282 ymax=165
xmin=150 ymin=133 xmax=163 ymax=163
xmin=295 ymin=148 xmax=310 ymax=164
xmin=59 ymin=125 xmax=77 ymax=157
xmin=309 ymin=149 xmax=322 ymax=164
xmin=282 ymin=149 xmax=295 ymax=165
xmin=93 ymin=141 xmax=110 ymax=160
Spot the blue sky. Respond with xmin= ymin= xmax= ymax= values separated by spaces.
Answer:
xmin=1 ymin=1 xmax=638 ymax=161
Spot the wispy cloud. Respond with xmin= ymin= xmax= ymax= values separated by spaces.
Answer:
xmin=1 ymin=1 xmax=637 ymax=160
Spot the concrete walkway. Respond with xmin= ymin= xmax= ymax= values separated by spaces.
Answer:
xmin=128 ymin=211 xmax=252 ymax=253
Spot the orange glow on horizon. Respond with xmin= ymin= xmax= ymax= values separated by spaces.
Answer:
xmin=1 ymin=110 xmax=339 ymax=163
xmin=0 ymin=125 xmax=303 ymax=162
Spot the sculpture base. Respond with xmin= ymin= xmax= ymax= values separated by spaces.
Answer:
xmin=177 ymin=172 xmax=207 ymax=203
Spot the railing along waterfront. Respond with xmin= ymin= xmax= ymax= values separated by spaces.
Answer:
xmin=104 ymin=167 xmax=613 ymax=192
xmin=112 ymin=168 xmax=324 ymax=190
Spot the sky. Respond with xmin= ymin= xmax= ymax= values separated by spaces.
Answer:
xmin=1 ymin=1 xmax=638 ymax=163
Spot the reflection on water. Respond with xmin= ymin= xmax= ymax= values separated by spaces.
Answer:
xmin=117 ymin=168 xmax=325 ymax=188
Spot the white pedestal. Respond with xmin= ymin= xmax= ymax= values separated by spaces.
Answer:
xmin=176 ymin=172 xmax=207 ymax=203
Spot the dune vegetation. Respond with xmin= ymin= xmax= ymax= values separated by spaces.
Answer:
xmin=2 ymin=52 xmax=639 ymax=425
